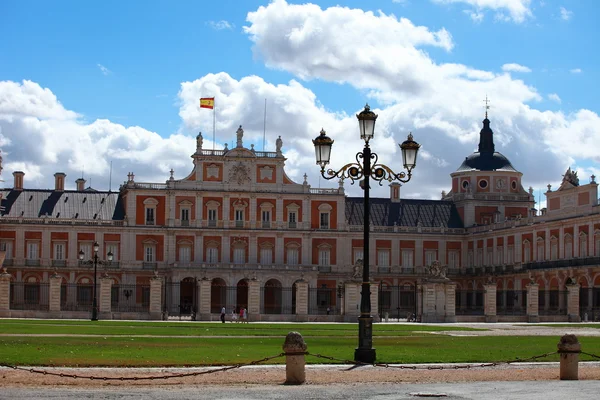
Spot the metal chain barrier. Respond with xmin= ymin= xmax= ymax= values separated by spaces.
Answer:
xmin=580 ymin=351 xmax=600 ymax=361
xmin=0 ymin=353 xmax=285 ymax=381
xmin=306 ymin=351 xmax=559 ymax=370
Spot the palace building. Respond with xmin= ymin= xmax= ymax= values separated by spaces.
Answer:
xmin=0 ymin=118 xmax=599 ymax=322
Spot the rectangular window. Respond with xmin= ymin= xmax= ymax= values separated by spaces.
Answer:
xmin=54 ymin=243 xmax=65 ymax=260
xmin=262 ymin=210 xmax=271 ymax=228
xmin=106 ymin=244 xmax=119 ymax=261
xmin=353 ymin=248 xmax=364 ymax=265
xmin=319 ymin=213 xmax=330 ymax=229
xmin=179 ymin=246 xmax=191 ymax=263
xmin=288 ymin=211 xmax=297 ymax=228
xmin=565 ymin=241 xmax=573 ymax=259
xmin=486 ymin=249 xmax=493 ymax=266
xmin=235 ymin=209 xmax=244 ymax=226
xmin=580 ymin=237 xmax=588 ymax=258
xmin=318 ymin=248 xmax=330 ymax=266
xmin=467 ymin=250 xmax=474 ymax=267
xmin=377 ymin=249 xmax=390 ymax=267
xmin=523 ymin=245 xmax=531 ymax=263
xmin=0 ymin=241 xmax=13 ymax=259
xmin=144 ymin=246 xmax=155 ymax=262
xmin=551 ymin=242 xmax=558 ymax=260
xmin=401 ymin=249 xmax=414 ymax=268
xmin=596 ymin=238 xmax=600 ymax=257
xmin=496 ymin=247 xmax=504 ymax=265
xmin=287 ymin=247 xmax=299 ymax=265
xmin=207 ymin=247 xmax=218 ymax=263
xmin=181 ymin=208 xmax=190 ymax=226
xmin=145 ymin=208 xmax=155 ymax=225
xmin=27 ymin=242 xmax=39 ymax=260
xmin=507 ymin=245 xmax=514 ymax=264
xmin=79 ymin=243 xmax=92 ymax=260
xmin=476 ymin=249 xmax=483 ymax=266
xmin=233 ymin=247 xmax=245 ymax=264
xmin=260 ymin=248 xmax=272 ymax=265
xmin=537 ymin=242 xmax=544 ymax=261
xmin=448 ymin=251 xmax=459 ymax=269
xmin=425 ymin=250 xmax=437 ymax=266
xmin=208 ymin=209 xmax=217 ymax=227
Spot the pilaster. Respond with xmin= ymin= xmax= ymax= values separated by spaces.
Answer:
xmin=566 ymin=284 xmax=580 ymax=322
xmin=344 ymin=282 xmax=360 ymax=318
xmin=198 ymin=279 xmax=211 ymax=319
xmin=445 ymin=282 xmax=456 ymax=322
xmin=295 ymin=280 xmax=308 ymax=320
xmin=370 ymin=283 xmax=379 ymax=322
xmin=483 ymin=283 xmax=497 ymax=323
xmin=48 ymin=273 xmax=62 ymax=312
xmin=248 ymin=279 xmax=261 ymax=321
xmin=149 ymin=274 xmax=163 ymax=320
xmin=98 ymin=276 xmax=113 ymax=316
xmin=0 ymin=269 xmax=12 ymax=314
xmin=526 ymin=283 xmax=539 ymax=322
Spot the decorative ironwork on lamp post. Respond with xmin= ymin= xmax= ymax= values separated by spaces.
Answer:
xmin=313 ymin=104 xmax=420 ymax=363
xmin=79 ymin=242 xmax=113 ymax=321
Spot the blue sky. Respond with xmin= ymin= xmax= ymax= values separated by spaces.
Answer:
xmin=0 ymin=0 xmax=598 ymax=207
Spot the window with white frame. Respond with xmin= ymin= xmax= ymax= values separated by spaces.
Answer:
xmin=180 ymin=207 xmax=190 ymax=226
xmin=507 ymin=245 xmax=514 ymax=264
xmin=286 ymin=203 xmax=300 ymax=229
xmin=536 ymin=238 xmax=545 ymax=261
xmin=425 ymin=250 xmax=437 ymax=267
xmin=486 ymin=249 xmax=493 ymax=266
xmin=79 ymin=243 xmax=92 ymax=260
xmin=178 ymin=244 xmax=191 ymax=263
xmin=401 ymin=249 xmax=414 ymax=268
xmin=144 ymin=244 xmax=155 ymax=262
xmin=353 ymin=248 xmax=363 ymax=265
xmin=476 ymin=249 xmax=483 ymax=266
xmin=550 ymin=237 xmax=558 ymax=260
xmin=496 ymin=246 xmax=504 ymax=265
xmin=0 ymin=241 xmax=13 ymax=259
xmin=206 ymin=201 xmax=220 ymax=227
xmin=206 ymin=245 xmax=219 ymax=263
xmin=235 ymin=209 xmax=244 ymax=227
xmin=106 ymin=243 xmax=119 ymax=261
xmin=233 ymin=242 xmax=246 ymax=264
xmin=318 ymin=203 xmax=332 ymax=230
xmin=448 ymin=250 xmax=459 ymax=269
xmin=377 ymin=249 xmax=390 ymax=267
xmin=286 ymin=245 xmax=299 ymax=265
xmin=565 ymin=235 xmax=573 ymax=259
xmin=260 ymin=202 xmax=274 ymax=228
xmin=260 ymin=246 xmax=273 ymax=265
xmin=467 ymin=250 xmax=474 ymax=267
xmin=523 ymin=240 xmax=531 ymax=263
xmin=53 ymin=243 xmax=65 ymax=260
xmin=595 ymin=232 xmax=600 ymax=257
xmin=143 ymin=198 xmax=158 ymax=226
xmin=318 ymin=246 xmax=331 ymax=266
xmin=580 ymin=233 xmax=588 ymax=258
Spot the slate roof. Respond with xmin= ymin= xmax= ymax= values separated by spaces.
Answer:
xmin=345 ymin=197 xmax=464 ymax=228
xmin=455 ymin=152 xmax=517 ymax=172
xmin=0 ymin=189 xmax=125 ymax=220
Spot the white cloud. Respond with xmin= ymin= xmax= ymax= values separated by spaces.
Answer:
xmin=432 ymin=0 xmax=533 ymax=23
xmin=207 ymin=20 xmax=234 ymax=30
xmin=97 ymin=64 xmax=111 ymax=76
xmin=502 ymin=63 xmax=532 ymax=73
xmin=559 ymin=6 xmax=573 ymax=21
xmin=464 ymin=10 xmax=485 ymax=22
xmin=548 ymin=93 xmax=561 ymax=103
xmin=570 ymin=68 xmax=582 ymax=74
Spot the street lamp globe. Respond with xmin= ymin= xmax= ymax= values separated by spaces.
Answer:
xmin=107 ymin=251 xmax=114 ymax=262
xmin=78 ymin=250 xmax=84 ymax=260
xmin=399 ymin=133 xmax=420 ymax=171
xmin=93 ymin=242 xmax=100 ymax=253
xmin=356 ymin=104 xmax=378 ymax=142
xmin=312 ymin=128 xmax=334 ymax=170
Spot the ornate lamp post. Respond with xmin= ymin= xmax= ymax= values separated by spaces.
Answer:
xmin=313 ymin=104 xmax=420 ymax=363
xmin=79 ymin=242 xmax=113 ymax=321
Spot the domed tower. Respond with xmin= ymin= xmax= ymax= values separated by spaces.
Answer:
xmin=444 ymin=114 xmax=534 ymax=227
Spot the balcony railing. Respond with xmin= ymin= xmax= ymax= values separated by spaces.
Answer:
xmin=522 ymin=256 xmax=600 ymax=271
xmin=318 ymin=265 xmax=332 ymax=272
xmin=288 ymin=221 xmax=297 ymax=229
xmin=25 ymin=259 xmax=40 ymax=267
xmin=51 ymin=260 xmax=67 ymax=267
xmin=2 ymin=258 xmax=14 ymax=266
xmin=181 ymin=220 xmax=190 ymax=227
xmin=142 ymin=262 xmax=157 ymax=269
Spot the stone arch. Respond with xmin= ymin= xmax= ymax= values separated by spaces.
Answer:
xmin=263 ymin=278 xmax=283 ymax=314
xmin=211 ymin=277 xmax=227 ymax=313
xmin=235 ymin=278 xmax=249 ymax=312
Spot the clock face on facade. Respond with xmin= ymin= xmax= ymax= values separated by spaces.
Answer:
xmin=496 ymin=178 xmax=506 ymax=190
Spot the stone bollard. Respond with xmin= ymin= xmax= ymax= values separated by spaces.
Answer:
xmin=557 ymin=334 xmax=580 ymax=380
xmin=283 ymin=331 xmax=307 ymax=385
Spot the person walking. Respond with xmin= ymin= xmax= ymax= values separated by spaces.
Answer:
xmin=220 ymin=306 xmax=226 ymax=323
xmin=242 ymin=307 xmax=248 ymax=323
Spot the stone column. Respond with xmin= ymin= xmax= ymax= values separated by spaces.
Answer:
xmin=445 ymin=282 xmax=456 ymax=323
xmin=370 ymin=282 xmax=379 ymax=322
xmin=420 ymin=281 xmax=437 ymax=323
xmin=483 ymin=283 xmax=497 ymax=323
xmin=248 ymin=279 xmax=261 ymax=321
xmin=198 ymin=279 xmax=211 ymax=320
xmin=0 ymin=268 xmax=12 ymax=315
xmin=48 ymin=273 xmax=62 ymax=313
xmin=149 ymin=274 xmax=163 ymax=320
xmin=295 ymin=280 xmax=308 ymax=321
xmin=566 ymin=284 xmax=580 ymax=322
xmin=98 ymin=276 xmax=113 ymax=316
xmin=526 ymin=283 xmax=539 ymax=323
xmin=344 ymin=282 xmax=360 ymax=319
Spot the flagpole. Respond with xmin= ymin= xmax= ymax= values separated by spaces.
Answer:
xmin=213 ymin=100 xmax=216 ymax=151
xmin=263 ymin=98 xmax=267 ymax=151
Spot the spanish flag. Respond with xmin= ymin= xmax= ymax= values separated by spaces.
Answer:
xmin=200 ymin=97 xmax=215 ymax=109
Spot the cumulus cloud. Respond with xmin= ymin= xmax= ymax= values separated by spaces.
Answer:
xmin=548 ymin=93 xmax=561 ymax=103
xmin=207 ymin=20 xmax=234 ymax=30
xmin=432 ymin=0 xmax=533 ymax=23
xmin=559 ymin=6 xmax=573 ymax=21
xmin=502 ymin=63 xmax=532 ymax=73
xmin=464 ymin=10 xmax=485 ymax=22
xmin=97 ymin=64 xmax=111 ymax=76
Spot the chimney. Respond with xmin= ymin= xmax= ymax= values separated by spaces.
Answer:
xmin=54 ymin=172 xmax=66 ymax=191
xmin=76 ymin=178 xmax=86 ymax=191
xmin=13 ymin=171 xmax=24 ymax=190
xmin=390 ymin=182 xmax=401 ymax=203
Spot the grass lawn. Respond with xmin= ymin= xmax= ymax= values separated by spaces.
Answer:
xmin=0 ymin=319 xmax=597 ymax=367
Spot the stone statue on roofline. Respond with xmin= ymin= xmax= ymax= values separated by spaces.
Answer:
xmin=276 ymin=135 xmax=283 ymax=156
xmin=562 ymin=167 xmax=579 ymax=187
xmin=236 ymin=125 xmax=244 ymax=148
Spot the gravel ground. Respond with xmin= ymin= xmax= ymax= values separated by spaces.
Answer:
xmin=2 ymin=363 xmax=600 ymax=388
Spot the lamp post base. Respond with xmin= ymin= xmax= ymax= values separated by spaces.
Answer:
xmin=355 ymin=316 xmax=376 ymax=363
